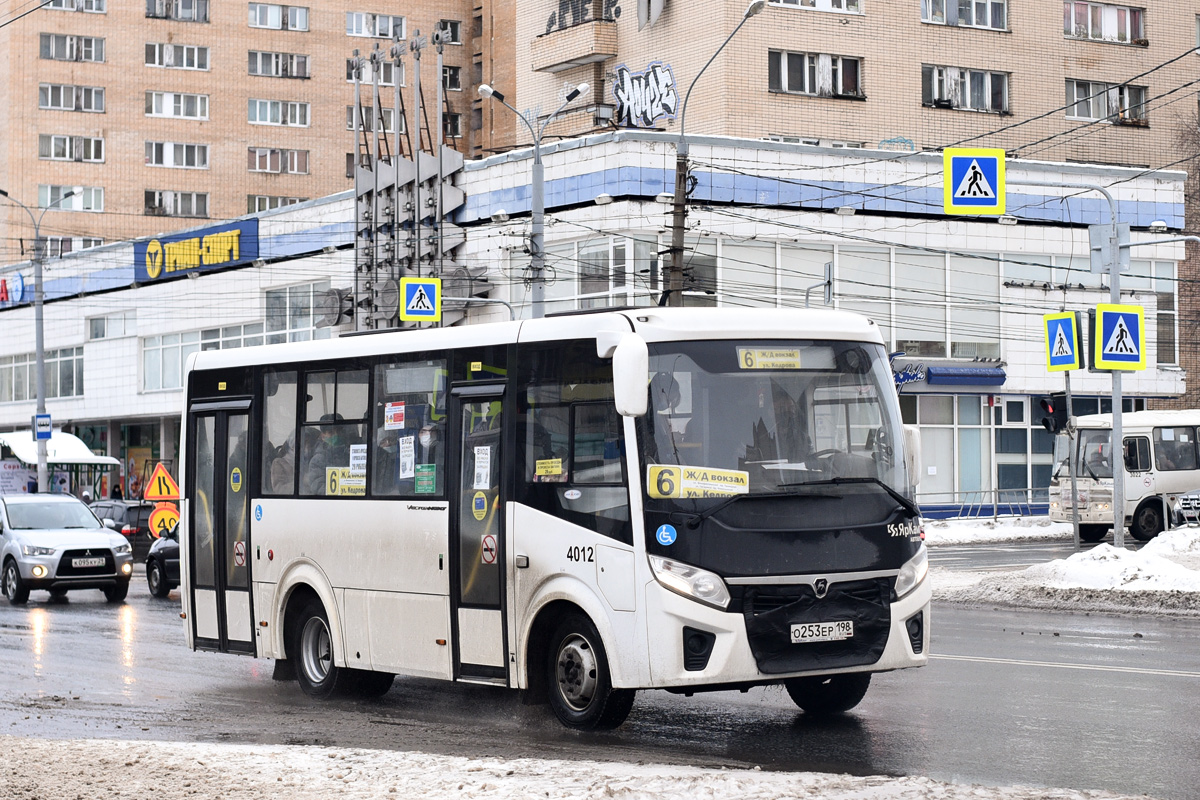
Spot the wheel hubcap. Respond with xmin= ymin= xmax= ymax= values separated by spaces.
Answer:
xmin=556 ymin=633 xmax=598 ymax=712
xmin=300 ymin=616 xmax=332 ymax=684
xmin=3 ymin=566 xmax=14 ymax=598
xmin=148 ymin=566 xmax=160 ymax=592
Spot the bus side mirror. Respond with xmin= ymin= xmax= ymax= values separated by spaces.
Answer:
xmin=600 ymin=333 xmax=648 ymax=417
xmin=903 ymin=425 xmax=921 ymax=488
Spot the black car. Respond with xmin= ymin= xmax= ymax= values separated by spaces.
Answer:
xmin=92 ymin=500 xmax=156 ymax=561
xmin=145 ymin=526 xmax=179 ymax=599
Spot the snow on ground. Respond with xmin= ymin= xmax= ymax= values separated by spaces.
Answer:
xmin=0 ymin=736 xmax=1147 ymax=800
xmin=931 ymin=524 xmax=1200 ymax=617
xmin=923 ymin=515 xmax=1073 ymax=546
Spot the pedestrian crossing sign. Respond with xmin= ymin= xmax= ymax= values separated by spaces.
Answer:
xmin=399 ymin=277 xmax=442 ymax=322
xmin=1043 ymin=312 xmax=1082 ymax=372
xmin=1093 ymin=303 xmax=1145 ymax=371
xmin=943 ymin=148 xmax=1005 ymax=215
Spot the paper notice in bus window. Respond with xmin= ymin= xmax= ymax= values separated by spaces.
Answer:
xmin=474 ymin=446 xmax=491 ymax=489
xmin=399 ymin=435 xmax=415 ymax=479
xmin=536 ymin=458 xmax=563 ymax=476
xmin=415 ymin=464 xmax=436 ymax=494
xmin=349 ymin=444 xmax=367 ymax=474
xmin=737 ymin=348 xmax=802 ymax=370
xmin=326 ymin=467 xmax=365 ymax=496
xmin=384 ymin=402 xmax=406 ymax=430
xmin=1163 ymin=428 xmax=1175 ymax=441
xmin=646 ymin=465 xmax=749 ymax=499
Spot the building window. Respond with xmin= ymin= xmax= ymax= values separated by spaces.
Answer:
xmin=471 ymin=106 xmax=482 ymax=131
xmin=46 ymin=0 xmax=106 ymax=11
xmin=438 ymin=19 xmax=462 ymax=43
xmin=44 ymin=236 xmax=102 ymax=258
xmin=346 ymin=105 xmax=401 ymax=132
xmin=346 ymin=12 xmax=403 ymax=38
xmin=1064 ymin=2 xmax=1144 ymax=43
xmin=444 ymin=113 xmax=462 ymax=138
xmin=39 ymin=134 xmax=104 ymax=162
xmin=248 ymin=3 xmax=308 ymax=30
xmin=145 ymin=141 xmax=209 ymax=169
xmin=248 ymin=195 xmax=307 ymax=213
xmin=249 ymin=51 xmax=310 ymax=78
xmin=921 ymin=0 xmax=1006 ymax=29
xmin=346 ymin=58 xmax=400 ymax=86
xmin=40 ymin=34 xmax=105 ymax=62
xmin=142 ymin=333 xmax=199 ymax=391
xmin=768 ymin=51 xmax=862 ymax=98
xmin=248 ymin=98 xmax=310 ymax=126
xmin=145 ymin=43 xmax=209 ymax=69
xmin=144 ymin=190 xmax=208 ymax=217
xmin=0 ymin=348 xmax=84 ymax=403
xmin=88 ymin=311 xmax=136 ymax=340
xmin=146 ymin=0 xmax=209 ymax=22
xmin=922 ymin=65 xmax=1008 ymax=113
xmin=38 ymin=185 xmax=103 ymax=211
xmin=1065 ymin=79 xmax=1146 ymax=122
xmin=247 ymin=147 xmax=309 ymax=173
xmin=39 ymin=84 xmax=105 ymax=113
xmin=770 ymin=0 xmax=861 ymax=12
xmin=198 ymin=323 xmax=265 ymax=351
xmin=145 ymin=91 xmax=208 ymax=119
xmin=265 ymin=281 xmax=333 ymax=344
xmin=443 ymin=65 xmax=461 ymax=91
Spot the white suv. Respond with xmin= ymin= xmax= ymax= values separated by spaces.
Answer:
xmin=1 ymin=494 xmax=135 ymax=604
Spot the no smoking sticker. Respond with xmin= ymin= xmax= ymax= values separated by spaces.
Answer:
xmin=234 ymin=541 xmax=246 ymax=568
xmin=481 ymin=533 xmax=497 ymax=565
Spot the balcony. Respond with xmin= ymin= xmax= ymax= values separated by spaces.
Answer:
xmin=531 ymin=19 xmax=617 ymax=73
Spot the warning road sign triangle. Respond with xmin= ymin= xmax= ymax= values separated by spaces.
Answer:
xmin=1103 ymin=316 xmax=1139 ymax=356
xmin=144 ymin=462 xmax=180 ymax=501
xmin=953 ymin=159 xmax=996 ymax=199
xmin=1052 ymin=325 xmax=1073 ymax=357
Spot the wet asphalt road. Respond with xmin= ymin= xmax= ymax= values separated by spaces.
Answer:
xmin=0 ymin=560 xmax=1197 ymax=799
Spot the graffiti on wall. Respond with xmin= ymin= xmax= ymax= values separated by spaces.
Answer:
xmin=612 ymin=62 xmax=677 ymax=128
xmin=546 ymin=0 xmax=621 ymax=34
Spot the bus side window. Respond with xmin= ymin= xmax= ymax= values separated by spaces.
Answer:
xmin=1124 ymin=437 xmax=1150 ymax=473
xmin=371 ymin=358 xmax=447 ymax=497
xmin=298 ymin=369 xmax=368 ymax=497
xmin=261 ymin=370 xmax=298 ymax=495
xmin=1154 ymin=427 xmax=1197 ymax=472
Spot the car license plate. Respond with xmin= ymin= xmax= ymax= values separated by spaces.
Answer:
xmin=791 ymin=621 xmax=853 ymax=643
xmin=72 ymin=557 xmax=105 ymax=568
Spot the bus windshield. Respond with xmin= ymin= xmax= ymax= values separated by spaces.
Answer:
xmin=1078 ymin=429 xmax=1114 ymax=479
xmin=637 ymin=339 xmax=908 ymax=500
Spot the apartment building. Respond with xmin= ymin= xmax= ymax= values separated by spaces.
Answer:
xmin=0 ymin=0 xmax=522 ymax=256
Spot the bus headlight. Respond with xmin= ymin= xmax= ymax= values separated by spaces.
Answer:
xmin=894 ymin=546 xmax=928 ymax=600
xmin=648 ymin=555 xmax=730 ymax=610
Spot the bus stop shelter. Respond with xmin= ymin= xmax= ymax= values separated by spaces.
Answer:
xmin=0 ymin=430 xmax=120 ymax=497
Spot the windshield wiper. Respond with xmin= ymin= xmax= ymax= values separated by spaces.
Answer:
xmin=777 ymin=476 xmax=920 ymax=518
xmin=674 ymin=486 xmax=843 ymax=529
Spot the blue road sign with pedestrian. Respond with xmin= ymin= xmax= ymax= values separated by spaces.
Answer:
xmin=399 ymin=277 xmax=442 ymax=322
xmin=1093 ymin=304 xmax=1145 ymax=371
xmin=943 ymin=148 xmax=1006 ymax=215
xmin=1043 ymin=312 xmax=1081 ymax=372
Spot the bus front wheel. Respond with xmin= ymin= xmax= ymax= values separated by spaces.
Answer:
xmin=1131 ymin=503 xmax=1164 ymax=542
xmin=1079 ymin=525 xmax=1108 ymax=543
xmin=546 ymin=613 xmax=635 ymax=730
xmin=291 ymin=600 xmax=353 ymax=699
xmin=785 ymin=672 xmax=871 ymax=715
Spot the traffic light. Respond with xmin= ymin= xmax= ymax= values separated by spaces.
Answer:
xmin=1039 ymin=394 xmax=1068 ymax=434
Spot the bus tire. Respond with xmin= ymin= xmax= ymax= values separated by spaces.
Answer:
xmin=349 ymin=669 xmax=395 ymax=698
xmin=290 ymin=600 xmax=353 ymax=699
xmin=784 ymin=672 xmax=871 ymax=715
xmin=547 ymin=613 xmax=635 ymax=730
xmin=1131 ymin=502 xmax=1163 ymax=542
xmin=1078 ymin=525 xmax=1108 ymax=543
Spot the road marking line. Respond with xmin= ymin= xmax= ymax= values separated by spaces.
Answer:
xmin=932 ymin=653 xmax=1200 ymax=678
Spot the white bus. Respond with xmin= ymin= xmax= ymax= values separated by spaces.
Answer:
xmin=1048 ymin=409 xmax=1200 ymax=542
xmin=179 ymin=308 xmax=929 ymax=730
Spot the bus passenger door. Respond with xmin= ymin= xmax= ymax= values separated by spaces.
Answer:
xmin=449 ymin=385 xmax=507 ymax=682
xmin=188 ymin=401 xmax=255 ymax=655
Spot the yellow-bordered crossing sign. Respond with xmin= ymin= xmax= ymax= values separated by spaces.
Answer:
xmin=943 ymin=148 xmax=1006 ymax=215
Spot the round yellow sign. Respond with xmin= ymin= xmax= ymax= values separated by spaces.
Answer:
xmin=472 ymin=491 xmax=488 ymax=521
xmin=148 ymin=502 xmax=179 ymax=539
xmin=230 ymin=467 xmax=243 ymax=493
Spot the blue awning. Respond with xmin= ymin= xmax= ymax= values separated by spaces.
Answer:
xmin=924 ymin=366 xmax=1006 ymax=386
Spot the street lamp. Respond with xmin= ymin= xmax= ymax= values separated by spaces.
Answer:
xmin=0 ymin=187 xmax=77 ymax=493
xmin=666 ymin=0 xmax=766 ymax=306
xmin=479 ymin=81 xmax=589 ymax=319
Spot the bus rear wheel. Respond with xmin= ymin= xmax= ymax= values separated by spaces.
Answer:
xmin=784 ymin=672 xmax=871 ymax=715
xmin=1078 ymin=525 xmax=1108 ymax=543
xmin=291 ymin=600 xmax=353 ymax=699
xmin=1131 ymin=503 xmax=1163 ymax=542
xmin=546 ymin=613 xmax=635 ymax=730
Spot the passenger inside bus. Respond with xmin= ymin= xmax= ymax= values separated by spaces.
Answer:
xmin=301 ymin=414 xmax=353 ymax=495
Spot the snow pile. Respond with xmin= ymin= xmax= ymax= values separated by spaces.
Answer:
xmin=923 ymin=516 xmax=1072 ymax=546
xmin=0 ymin=736 xmax=1148 ymax=800
xmin=934 ymin=529 xmax=1200 ymax=616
